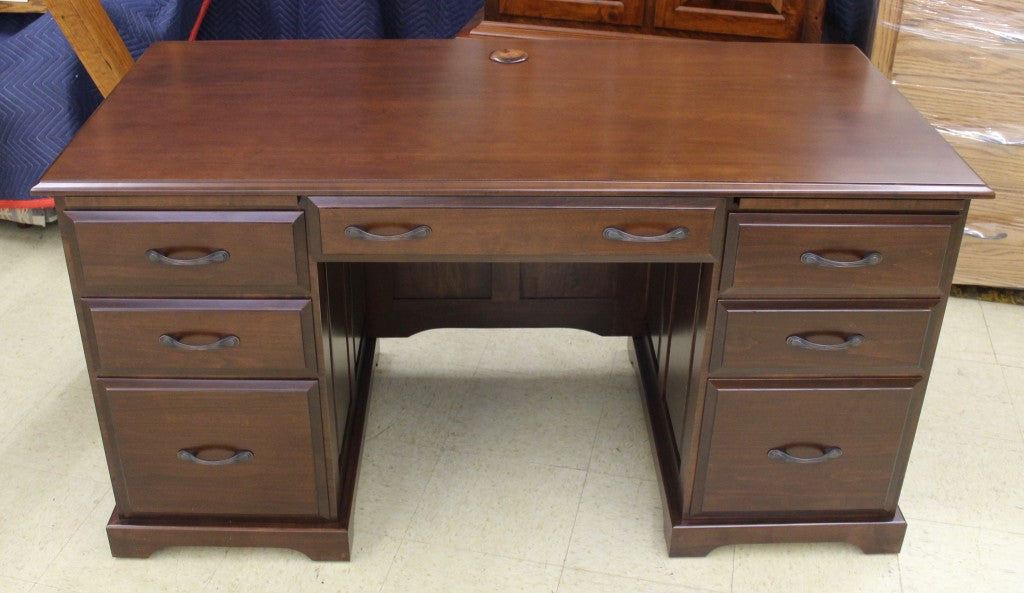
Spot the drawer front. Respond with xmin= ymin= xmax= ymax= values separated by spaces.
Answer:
xmin=99 ymin=379 xmax=325 ymax=518
xmin=498 ymin=0 xmax=645 ymax=27
xmin=695 ymin=378 xmax=919 ymax=517
xmin=955 ymin=192 xmax=1024 ymax=288
xmin=720 ymin=213 xmax=960 ymax=297
xmin=654 ymin=0 xmax=807 ymax=41
xmin=63 ymin=211 xmax=309 ymax=296
xmin=712 ymin=300 xmax=937 ymax=375
xmin=312 ymin=201 xmax=718 ymax=262
xmin=83 ymin=299 xmax=317 ymax=377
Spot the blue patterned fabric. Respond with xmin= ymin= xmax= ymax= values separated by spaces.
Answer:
xmin=0 ymin=0 xmax=481 ymax=208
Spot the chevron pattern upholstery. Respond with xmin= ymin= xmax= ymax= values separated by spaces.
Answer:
xmin=0 ymin=0 xmax=482 ymax=219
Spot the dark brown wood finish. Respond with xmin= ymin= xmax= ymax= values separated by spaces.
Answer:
xmin=720 ymin=213 xmax=961 ymax=298
xmin=62 ymin=210 xmax=309 ymax=297
xmin=711 ymin=300 xmax=938 ymax=376
xmin=363 ymin=263 xmax=648 ymax=337
xmin=694 ymin=378 xmax=919 ymax=518
xmin=36 ymin=41 xmax=988 ymax=200
xmin=98 ymin=379 xmax=326 ymax=518
xmin=312 ymin=200 xmax=718 ymax=262
xmin=38 ymin=40 xmax=990 ymax=560
xmin=82 ymin=299 xmax=317 ymax=377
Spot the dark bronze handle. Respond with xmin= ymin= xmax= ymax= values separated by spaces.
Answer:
xmin=786 ymin=334 xmax=864 ymax=351
xmin=177 ymin=449 xmax=253 ymax=466
xmin=603 ymin=227 xmax=689 ymax=243
xmin=146 ymin=249 xmax=229 ymax=266
xmin=159 ymin=334 xmax=240 ymax=351
xmin=768 ymin=446 xmax=843 ymax=464
xmin=800 ymin=251 xmax=881 ymax=268
xmin=344 ymin=225 xmax=431 ymax=241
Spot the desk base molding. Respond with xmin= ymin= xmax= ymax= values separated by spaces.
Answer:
xmin=105 ymin=512 xmax=352 ymax=561
xmin=666 ymin=511 xmax=908 ymax=557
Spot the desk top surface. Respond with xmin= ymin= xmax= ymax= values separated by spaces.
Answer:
xmin=37 ymin=39 xmax=988 ymax=198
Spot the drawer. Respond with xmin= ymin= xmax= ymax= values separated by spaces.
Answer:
xmin=694 ymin=378 xmax=919 ymax=517
xmin=98 ymin=379 xmax=326 ymax=518
xmin=955 ymin=192 xmax=1024 ymax=288
xmin=62 ymin=211 xmax=309 ymax=296
xmin=310 ymin=198 xmax=719 ymax=262
xmin=711 ymin=300 xmax=938 ymax=376
xmin=498 ymin=0 xmax=645 ymax=27
xmin=720 ymin=213 xmax=960 ymax=297
xmin=83 ymin=299 xmax=317 ymax=377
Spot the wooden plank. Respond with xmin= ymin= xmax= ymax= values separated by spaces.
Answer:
xmin=869 ymin=0 xmax=903 ymax=77
xmin=0 ymin=0 xmax=47 ymax=13
xmin=43 ymin=0 xmax=133 ymax=97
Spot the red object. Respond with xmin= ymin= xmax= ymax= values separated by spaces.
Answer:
xmin=0 ymin=198 xmax=54 ymax=209
xmin=189 ymin=0 xmax=212 ymax=41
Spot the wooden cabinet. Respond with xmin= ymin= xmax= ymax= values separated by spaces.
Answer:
xmin=871 ymin=0 xmax=1024 ymax=288
xmin=38 ymin=40 xmax=988 ymax=561
xmin=469 ymin=0 xmax=824 ymax=41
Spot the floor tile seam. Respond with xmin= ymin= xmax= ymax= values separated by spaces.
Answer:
xmin=560 ymin=562 xmax=731 ymax=593
xmin=559 ymin=471 xmax=590 ymax=569
xmin=896 ymin=554 xmax=907 ymax=593
xmin=997 ymin=365 xmax=1024 ymax=442
xmin=930 ymin=352 xmax=1000 ymax=367
xmin=729 ymin=545 xmax=736 ymax=593
xmin=979 ymin=302 xmax=1019 ymax=356
xmin=0 ymin=573 xmax=36 ymax=589
xmin=553 ymin=565 xmax=567 ymax=593
xmin=396 ymin=448 xmax=447 ymax=543
xmin=996 ymin=357 xmax=1024 ymax=370
xmin=910 ymin=424 xmax=1024 ymax=449
xmin=33 ymin=494 xmax=111 ymax=588
xmin=434 ymin=444 xmax=593 ymax=475
xmin=584 ymin=387 xmax=627 ymax=474
xmin=373 ymin=536 xmax=405 ymax=593
xmin=903 ymin=516 xmax=1024 ymax=537
xmin=637 ymin=571 xmax=730 ymax=593
xmin=0 ymin=457 xmax=111 ymax=488
xmin=393 ymin=533 xmax=567 ymax=570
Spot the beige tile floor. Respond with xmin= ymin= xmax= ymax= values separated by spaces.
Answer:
xmin=1 ymin=222 xmax=1022 ymax=593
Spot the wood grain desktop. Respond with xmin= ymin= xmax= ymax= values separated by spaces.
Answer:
xmin=35 ymin=39 xmax=991 ymax=561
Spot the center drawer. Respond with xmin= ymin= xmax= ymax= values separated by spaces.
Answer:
xmin=309 ymin=197 xmax=719 ymax=261
xmin=82 ymin=299 xmax=317 ymax=378
xmin=694 ymin=378 xmax=920 ymax=518
xmin=711 ymin=300 xmax=939 ymax=376
xmin=98 ymin=379 xmax=326 ymax=519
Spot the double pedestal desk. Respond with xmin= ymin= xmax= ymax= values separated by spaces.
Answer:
xmin=36 ymin=39 xmax=991 ymax=560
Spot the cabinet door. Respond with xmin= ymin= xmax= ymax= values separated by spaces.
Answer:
xmin=655 ymin=0 xmax=808 ymax=40
xmin=497 ymin=0 xmax=644 ymax=27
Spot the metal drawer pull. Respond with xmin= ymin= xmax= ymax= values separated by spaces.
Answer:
xmin=768 ymin=446 xmax=843 ymax=464
xmin=146 ymin=249 xmax=230 ymax=266
xmin=800 ymin=251 xmax=881 ymax=268
xmin=603 ymin=227 xmax=689 ymax=243
xmin=344 ymin=225 xmax=431 ymax=241
xmin=963 ymin=227 xmax=1008 ymax=240
xmin=159 ymin=334 xmax=240 ymax=351
xmin=786 ymin=334 xmax=864 ymax=351
xmin=177 ymin=449 xmax=253 ymax=466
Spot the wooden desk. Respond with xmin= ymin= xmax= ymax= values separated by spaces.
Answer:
xmin=35 ymin=39 xmax=991 ymax=561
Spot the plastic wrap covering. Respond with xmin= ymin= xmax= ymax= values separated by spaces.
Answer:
xmin=896 ymin=0 xmax=1024 ymax=46
xmin=877 ymin=0 xmax=1024 ymax=287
